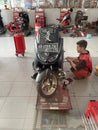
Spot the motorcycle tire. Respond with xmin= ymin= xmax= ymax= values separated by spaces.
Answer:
xmin=57 ymin=38 xmax=64 ymax=69
xmin=37 ymin=72 xmax=58 ymax=98
xmin=0 ymin=27 xmax=6 ymax=35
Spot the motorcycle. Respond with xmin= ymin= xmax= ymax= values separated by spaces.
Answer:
xmin=6 ymin=11 xmax=30 ymax=36
xmin=75 ymin=10 xmax=88 ymax=30
xmin=56 ymin=8 xmax=73 ymax=33
xmin=56 ymin=8 xmax=73 ymax=26
xmin=32 ymin=26 xmax=71 ymax=98
xmin=19 ymin=11 xmax=30 ymax=36
xmin=6 ymin=21 xmax=21 ymax=34
xmin=0 ymin=10 xmax=6 ymax=35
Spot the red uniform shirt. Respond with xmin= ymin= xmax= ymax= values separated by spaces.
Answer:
xmin=77 ymin=50 xmax=92 ymax=73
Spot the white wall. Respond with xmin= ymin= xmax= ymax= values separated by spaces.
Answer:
xmin=1 ymin=9 xmax=13 ymax=25
xmin=1 ymin=8 xmax=98 ymax=27
xmin=28 ymin=10 xmax=35 ymax=27
xmin=45 ymin=8 xmax=60 ymax=25
xmin=85 ymin=9 xmax=98 ymax=22
xmin=27 ymin=8 xmax=60 ymax=27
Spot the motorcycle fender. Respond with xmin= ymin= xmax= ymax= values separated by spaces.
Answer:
xmin=36 ymin=70 xmax=47 ymax=83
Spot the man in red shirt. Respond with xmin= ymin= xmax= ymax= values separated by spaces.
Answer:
xmin=66 ymin=40 xmax=92 ymax=80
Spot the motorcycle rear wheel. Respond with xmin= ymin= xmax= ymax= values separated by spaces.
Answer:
xmin=37 ymin=72 xmax=58 ymax=98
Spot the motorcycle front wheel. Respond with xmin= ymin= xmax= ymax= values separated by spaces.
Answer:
xmin=37 ymin=72 xmax=58 ymax=98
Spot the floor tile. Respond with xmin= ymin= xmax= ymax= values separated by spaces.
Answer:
xmin=14 ymin=71 xmax=32 ymax=82
xmin=0 ymin=97 xmax=6 ymax=111
xmin=0 ymin=82 xmax=12 ymax=96
xmin=90 ymin=82 xmax=98 ymax=95
xmin=25 ymin=97 xmax=37 ymax=119
xmin=72 ymin=79 xmax=97 ymax=97
xmin=9 ymin=82 xmax=32 ymax=97
xmin=66 ymin=96 xmax=80 ymax=116
xmin=0 ymin=71 xmax=17 ymax=82
xmin=0 ymin=97 xmax=29 ymax=118
xmin=23 ymin=118 xmax=34 ymax=130
xmin=0 ymin=119 xmax=24 ymax=130
xmin=30 ymin=81 xmax=37 ymax=97
xmin=0 ymin=37 xmax=15 ymax=57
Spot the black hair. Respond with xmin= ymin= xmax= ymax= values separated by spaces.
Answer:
xmin=76 ymin=40 xmax=87 ymax=49
xmin=70 ymin=8 xmax=73 ymax=12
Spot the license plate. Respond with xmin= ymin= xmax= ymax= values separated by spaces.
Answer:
xmin=38 ymin=43 xmax=58 ymax=52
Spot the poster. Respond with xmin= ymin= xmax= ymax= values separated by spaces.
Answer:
xmin=10 ymin=0 xmax=21 ymax=7
xmin=0 ymin=0 xmax=4 ymax=9
xmin=25 ymin=0 xmax=32 ymax=8
xmin=0 ymin=0 xmax=10 ymax=8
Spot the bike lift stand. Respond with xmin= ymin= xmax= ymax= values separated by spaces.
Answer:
xmin=33 ymin=78 xmax=73 ymax=130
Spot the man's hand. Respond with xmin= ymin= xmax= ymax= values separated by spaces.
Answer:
xmin=66 ymin=57 xmax=78 ymax=62
xmin=66 ymin=57 xmax=73 ymax=62
xmin=65 ymin=57 xmax=77 ymax=70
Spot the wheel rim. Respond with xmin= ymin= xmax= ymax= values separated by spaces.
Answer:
xmin=41 ymin=73 xmax=57 ymax=96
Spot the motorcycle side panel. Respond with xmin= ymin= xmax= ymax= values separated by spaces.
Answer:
xmin=13 ymin=33 xmax=26 ymax=55
xmin=36 ymin=70 xmax=47 ymax=83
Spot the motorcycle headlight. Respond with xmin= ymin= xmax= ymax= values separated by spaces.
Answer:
xmin=48 ymin=55 xmax=58 ymax=62
xmin=38 ymin=53 xmax=48 ymax=62
xmin=38 ymin=53 xmax=58 ymax=63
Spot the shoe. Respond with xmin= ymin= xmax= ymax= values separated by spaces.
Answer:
xmin=31 ymin=73 xmax=38 ymax=79
xmin=73 ymin=77 xmax=85 ymax=80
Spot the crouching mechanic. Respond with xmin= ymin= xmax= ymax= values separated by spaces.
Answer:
xmin=66 ymin=40 xmax=92 ymax=80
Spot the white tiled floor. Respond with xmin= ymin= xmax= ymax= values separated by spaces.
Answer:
xmin=0 ymin=35 xmax=98 ymax=130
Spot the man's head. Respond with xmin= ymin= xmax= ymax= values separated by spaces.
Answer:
xmin=4 ymin=5 xmax=7 ymax=7
xmin=70 ymin=8 xmax=73 ymax=12
xmin=76 ymin=40 xmax=87 ymax=53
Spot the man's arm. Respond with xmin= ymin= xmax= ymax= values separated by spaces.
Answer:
xmin=69 ymin=59 xmax=86 ymax=71
xmin=66 ymin=57 xmax=77 ymax=70
xmin=66 ymin=57 xmax=78 ymax=62
xmin=76 ymin=60 xmax=86 ymax=70
xmin=69 ymin=60 xmax=77 ymax=70
xmin=66 ymin=54 xmax=87 ymax=71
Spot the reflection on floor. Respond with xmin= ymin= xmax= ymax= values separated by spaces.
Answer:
xmin=33 ymin=110 xmax=84 ymax=130
xmin=0 ymin=36 xmax=98 ymax=130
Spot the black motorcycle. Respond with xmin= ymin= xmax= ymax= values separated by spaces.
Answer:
xmin=32 ymin=26 xmax=67 ymax=98
xmin=75 ymin=10 xmax=88 ymax=30
xmin=19 ymin=11 xmax=30 ymax=36
xmin=0 ymin=10 xmax=6 ymax=35
xmin=6 ymin=11 xmax=30 ymax=36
